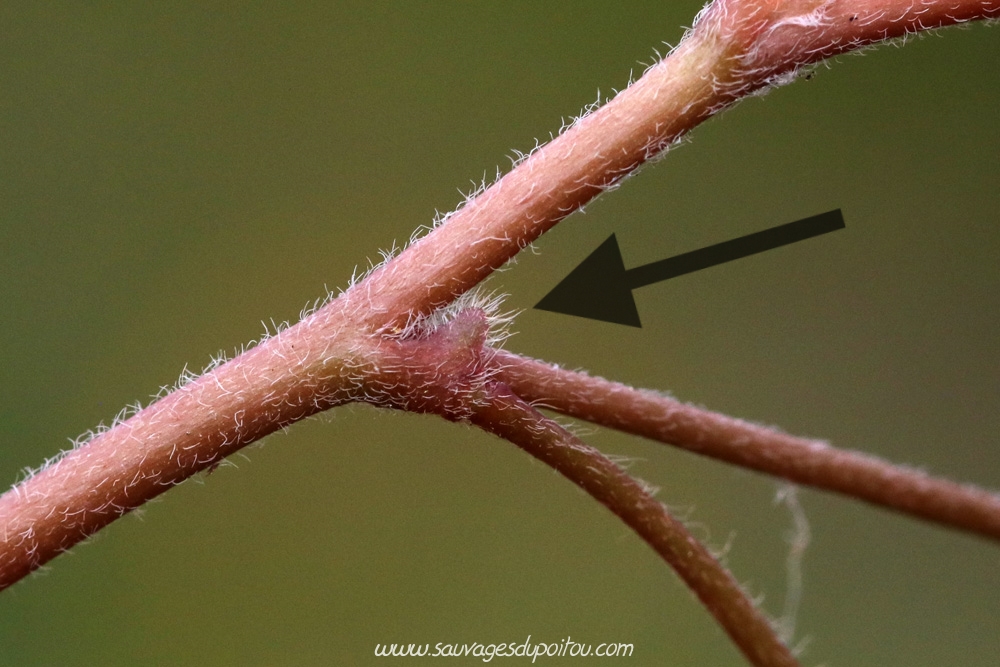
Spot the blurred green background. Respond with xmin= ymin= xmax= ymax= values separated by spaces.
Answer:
xmin=1 ymin=2 xmax=998 ymax=665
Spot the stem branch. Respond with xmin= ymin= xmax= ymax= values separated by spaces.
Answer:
xmin=470 ymin=383 xmax=800 ymax=667
xmin=493 ymin=350 xmax=1000 ymax=540
xmin=1 ymin=0 xmax=998 ymax=627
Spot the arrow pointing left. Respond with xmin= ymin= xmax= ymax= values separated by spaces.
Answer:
xmin=534 ymin=209 xmax=846 ymax=327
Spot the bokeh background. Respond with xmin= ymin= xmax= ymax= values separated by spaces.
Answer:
xmin=2 ymin=3 xmax=998 ymax=665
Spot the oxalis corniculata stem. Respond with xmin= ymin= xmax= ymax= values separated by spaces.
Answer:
xmin=330 ymin=0 xmax=1000 ymax=332
xmin=491 ymin=350 xmax=1000 ymax=541
xmin=469 ymin=382 xmax=800 ymax=667
xmin=300 ymin=310 xmax=805 ymax=666
xmin=2 ymin=0 xmax=999 ymax=663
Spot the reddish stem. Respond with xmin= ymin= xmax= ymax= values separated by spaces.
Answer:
xmin=0 ymin=318 xmax=368 ymax=589
xmin=1 ymin=0 xmax=997 ymax=601
xmin=470 ymin=383 xmax=800 ymax=667
xmin=331 ymin=0 xmax=999 ymax=333
xmin=494 ymin=350 xmax=1000 ymax=541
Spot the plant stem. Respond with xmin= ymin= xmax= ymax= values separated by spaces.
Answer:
xmin=0 ymin=307 xmax=492 ymax=591
xmin=1 ymin=0 xmax=997 ymax=614
xmin=330 ymin=0 xmax=999 ymax=333
xmin=0 ymin=318 xmax=371 ymax=590
xmin=493 ymin=350 xmax=1000 ymax=541
xmin=470 ymin=382 xmax=800 ymax=667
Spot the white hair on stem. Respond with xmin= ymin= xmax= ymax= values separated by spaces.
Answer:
xmin=773 ymin=483 xmax=811 ymax=653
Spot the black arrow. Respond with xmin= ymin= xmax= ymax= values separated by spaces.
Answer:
xmin=534 ymin=209 xmax=845 ymax=327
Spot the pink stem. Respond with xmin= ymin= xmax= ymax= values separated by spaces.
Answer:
xmin=1 ymin=0 xmax=997 ymax=590
xmin=0 ymin=317 xmax=367 ymax=589
xmin=331 ymin=0 xmax=1000 ymax=332
xmin=494 ymin=350 xmax=1000 ymax=541
xmin=470 ymin=383 xmax=800 ymax=667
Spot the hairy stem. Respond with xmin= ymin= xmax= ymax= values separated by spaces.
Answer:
xmin=331 ymin=0 xmax=999 ymax=333
xmin=493 ymin=350 xmax=1000 ymax=541
xmin=1 ymin=0 xmax=997 ymax=609
xmin=0 ymin=318 xmax=371 ymax=590
xmin=470 ymin=383 xmax=800 ymax=667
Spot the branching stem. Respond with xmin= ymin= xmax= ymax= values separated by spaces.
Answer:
xmin=1 ymin=1 xmax=998 ymax=662
xmin=469 ymin=383 xmax=800 ymax=667
xmin=493 ymin=350 xmax=1000 ymax=541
